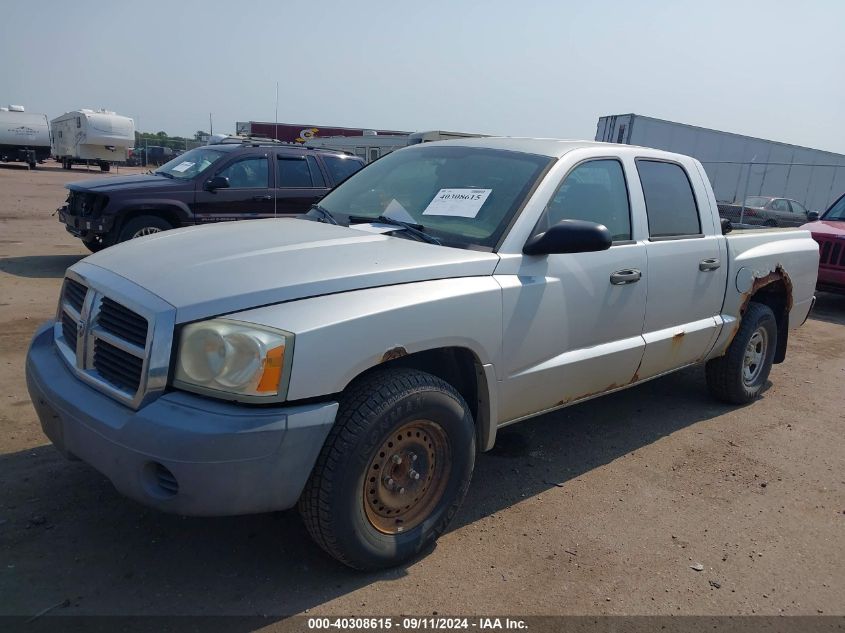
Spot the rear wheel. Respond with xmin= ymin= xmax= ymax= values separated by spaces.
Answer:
xmin=299 ymin=368 xmax=476 ymax=569
xmin=99 ymin=162 xmax=110 ymax=172
xmin=706 ymin=302 xmax=777 ymax=404
xmin=117 ymin=215 xmax=172 ymax=243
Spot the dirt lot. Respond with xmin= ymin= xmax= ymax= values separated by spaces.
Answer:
xmin=0 ymin=162 xmax=843 ymax=620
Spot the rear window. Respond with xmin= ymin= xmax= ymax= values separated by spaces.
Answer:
xmin=637 ymin=160 xmax=701 ymax=238
xmin=323 ymin=155 xmax=364 ymax=184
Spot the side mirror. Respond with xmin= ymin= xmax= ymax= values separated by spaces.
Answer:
xmin=204 ymin=175 xmax=230 ymax=191
xmin=523 ymin=219 xmax=612 ymax=256
xmin=807 ymin=211 xmax=819 ymax=222
xmin=721 ymin=218 xmax=733 ymax=234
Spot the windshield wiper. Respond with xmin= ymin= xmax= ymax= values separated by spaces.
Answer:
xmin=349 ymin=215 xmax=442 ymax=245
xmin=307 ymin=204 xmax=339 ymax=225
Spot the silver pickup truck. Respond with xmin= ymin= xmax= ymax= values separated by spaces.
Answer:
xmin=26 ymin=138 xmax=818 ymax=569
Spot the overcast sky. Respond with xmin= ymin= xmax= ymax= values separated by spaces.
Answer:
xmin=2 ymin=0 xmax=844 ymax=153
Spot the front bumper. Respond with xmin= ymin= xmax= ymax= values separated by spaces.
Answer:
xmin=26 ymin=322 xmax=338 ymax=516
xmin=817 ymin=266 xmax=845 ymax=294
xmin=58 ymin=205 xmax=115 ymax=237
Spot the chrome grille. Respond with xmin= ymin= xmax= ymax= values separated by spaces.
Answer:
xmin=61 ymin=311 xmax=78 ymax=350
xmin=92 ymin=339 xmax=144 ymax=392
xmin=99 ymin=297 xmax=149 ymax=347
xmin=63 ymin=278 xmax=86 ymax=313
xmin=54 ymin=271 xmax=171 ymax=409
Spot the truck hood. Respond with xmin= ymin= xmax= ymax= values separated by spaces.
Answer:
xmin=801 ymin=219 xmax=845 ymax=236
xmin=79 ymin=218 xmax=500 ymax=322
xmin=66 ymin=174 xmax=188 ymax=193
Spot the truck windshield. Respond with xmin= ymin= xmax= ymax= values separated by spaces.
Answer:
xmin=316 ymin=145 xmax=553 ymax=249
xmin=155 ymin=148 xmax=225 ymax=180
xmin=824 ymin=196 xmax=845 ymax=221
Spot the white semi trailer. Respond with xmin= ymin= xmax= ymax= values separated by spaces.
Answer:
xmin=51 ymin=109 xmax=135 ymax=172
xmin=596 ymin=113 xmax=845 ymax=213
xmin=0 ymin=105 xmax=51 ymax=169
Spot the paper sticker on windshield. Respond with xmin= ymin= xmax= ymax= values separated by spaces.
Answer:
xmin=171 ymin=161 xmax=195 ymax=173
xmin=422 ymin=189 xmax=492 ymax=218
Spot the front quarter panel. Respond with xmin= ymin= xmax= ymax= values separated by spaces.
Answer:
xmin=225 ymin=276 xmax=503 ymax=401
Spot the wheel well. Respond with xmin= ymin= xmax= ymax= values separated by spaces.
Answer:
xmin=748 ymin=278 xmax=789 ymax=363
xmin=117 ymin=207 xmax=182 ymax=233
xmin=354 ymin=347 xmax=490 ymax=448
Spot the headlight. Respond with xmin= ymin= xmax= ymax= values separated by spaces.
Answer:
xmin=173 ymin=319 xmax=294 ymax=401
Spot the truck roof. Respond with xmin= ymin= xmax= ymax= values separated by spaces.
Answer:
xmin=429 ymin=137 xmax=624 ymax=158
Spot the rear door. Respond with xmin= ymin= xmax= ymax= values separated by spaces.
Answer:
xmin=635 ymin=158 xmax=728 ymax=379
xmin=193 ymin=152 xmax=274 ymax=223
xmin=274 ymin=153 xmax=329 ymax=215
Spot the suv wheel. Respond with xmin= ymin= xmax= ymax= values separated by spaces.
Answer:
xmin=81 ymin=234 xmax=110 ymax=253
xmin=117 ymin=215 xmax=173 ymax=243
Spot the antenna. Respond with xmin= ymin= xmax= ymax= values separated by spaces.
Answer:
xmin=274 ymin=81 xmax=279 ymax=218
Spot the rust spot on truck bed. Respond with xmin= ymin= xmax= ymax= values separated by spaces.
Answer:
xmin=381 ymin=346 xmax=408 ymax=363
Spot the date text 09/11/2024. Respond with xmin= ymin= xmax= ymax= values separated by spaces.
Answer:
xmin=306 ymin=617 xmax=529 ymax=630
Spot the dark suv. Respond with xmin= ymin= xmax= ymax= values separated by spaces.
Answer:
xmin=58 ymin=140 xmax=366 ymax=251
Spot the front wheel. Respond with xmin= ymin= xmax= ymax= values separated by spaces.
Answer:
xmin=117 ymin=215 xmax=172 ymax=243
xmin=299 ymin=368 xmax=476 ymax=569
xmin=706 ymin=302 xmax=777 ymax=404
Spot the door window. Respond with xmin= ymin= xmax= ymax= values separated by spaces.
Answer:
xmin=322 ymin=155 xmax=365 ymax=184
xmin=543 ymin=159 xmax=631 ymax=241
xmin=277 ymin=156 xmax=313 ymax=187
xmin=637 ymin=160 xmax=701 ymax=238
xmin=306 ymin=155 xmax=326 ymax=187
xmin=217 ymin=157 xmax=268 ymax=188
xmin=789 ymin=200 xmax=808 ymax=215
xmin=770 ymin=199 xmax=789 ymax=212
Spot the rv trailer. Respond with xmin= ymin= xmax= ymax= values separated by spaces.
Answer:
xmin=51 ymin=109 xmax=135 ymax=172
xmin=0 ymin=105 xmax=51 ymax=169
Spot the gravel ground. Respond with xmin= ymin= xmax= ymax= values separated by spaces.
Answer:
xmin=0 ymin=162 xmax=843 ymax=620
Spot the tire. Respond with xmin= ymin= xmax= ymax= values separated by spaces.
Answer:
xmin=117 ymin=215 xmax=172 ymax=243
xmin=100 ymin=162 xmax=110 ymax=172
xmin=706 ymin=302 xmax=777 ymax=404
xmin=299 ymin=368 xmax=476 ymax=570
xmin=81 ymin=234 xmax=110 ymax=253
xmin=28 ymin=162 xmax=36 ymax=170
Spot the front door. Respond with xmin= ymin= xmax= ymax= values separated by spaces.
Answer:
xmin=497 ymin=158 xmax=648 ymax=422
xmin=193 ymin=154 xmax=274 ymax=223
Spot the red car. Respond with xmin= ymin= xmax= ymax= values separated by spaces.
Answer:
xmin=802 ymin=193 xmax=845 ymax=293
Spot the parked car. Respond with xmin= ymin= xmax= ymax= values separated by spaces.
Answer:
xmin=27 ymin=138 xmax=818 ymax=569
xmin=717 ymin=196 xmax=811 ymax=227
xmin=801 ymin=192 xmax=845 ymax=293
xmin=57 ymin=140 xmax=366 ymax=251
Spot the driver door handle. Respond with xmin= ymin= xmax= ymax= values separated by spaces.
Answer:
xmin=699 ymin=258 xmax=721 ymax=271
xmin=610 ymin=269 xmax=642 ymax=285
xmin=252 ymin=195 xmax=273 ymax=201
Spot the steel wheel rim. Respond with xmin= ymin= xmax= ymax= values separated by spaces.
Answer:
xmin=363 ymin=419 xmax=451 ymax=535
xmin=132 ymin=227 xmax=162 ymax=238
xmin=742 ymin=327 xmax=768 ymax=385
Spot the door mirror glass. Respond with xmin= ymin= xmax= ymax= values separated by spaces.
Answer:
xmin=807 ymin=211 xmax=819 ymax=222
xmin=523 ymin=219 xmax=612 ymax=256
xmin=204 ymin=175 xmax=230 ymax=191
xmin=721 ymin=218 xmax=733 ymax=234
